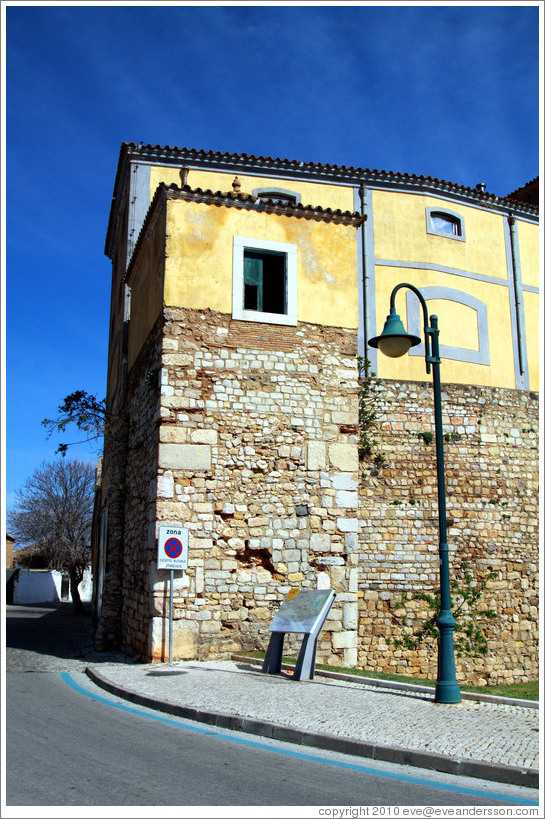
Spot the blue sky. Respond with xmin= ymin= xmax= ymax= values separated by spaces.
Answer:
xmin=2 ymin=2 xmax=541 ymax=517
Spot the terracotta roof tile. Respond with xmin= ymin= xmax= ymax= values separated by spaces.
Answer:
xmin=106 ymin=141 xmax=538 ymax=258
xmin=121 ymin=141 xmax=538 ymax=213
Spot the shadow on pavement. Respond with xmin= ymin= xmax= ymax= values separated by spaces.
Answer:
xmin=5 ymin=602 xmax=136 ymax=665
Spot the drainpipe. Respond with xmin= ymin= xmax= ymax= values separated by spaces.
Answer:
xmin=358 ymin=183 xmax=369 ymax=373
xmin=507 ymin=213 xmax=525 ymax=377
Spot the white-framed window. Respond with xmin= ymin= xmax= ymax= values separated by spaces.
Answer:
xmin=232 ymin=236 xmax=298 ymax=326
xmin=426 ymin=207 xmax=465 ymax=242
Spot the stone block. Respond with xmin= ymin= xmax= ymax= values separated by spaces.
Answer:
xmin=151 ymin=617 xmax=197 ymax=660
xmin=328 ymin=443 xmax=358 ymax=472
xmin=310 ymin=533 xmax=331 ymax=552
xmin=335 ymin=490 xmax=358 ymax=508
xmin=307 ymin=441 xmax=327 ymax=471
xmin=316 ymin=571 xmax=331 ymax=589
xmin=160 ymin=426 xmax=188 ymax=443
xmin=158 ymin=443 xmax=211 ymax=471
xmin=343 ymin=602 xmax=359 ymax=630
xmin=344 ymin=532 xmax=359 ymax=552
xmin=337 ymin=518 xmax=359 ymax=532
xmin=342 ymin=647 xmax=358 ymax=667
xmin=190 ymin=429 xmax=218 ymax=444
xmin=332 ymin=473 xmax=358 ymax=491
xmin=332 ymin=630 xmax=357 ymax=649
xmin=157 ymin=472 xmax=174 ymax=499
xmin=254 ymin=606 xmax=270 ymax=620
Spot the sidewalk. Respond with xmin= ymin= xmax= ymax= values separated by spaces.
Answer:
xmin=85 ymin=657 xmax=539 ymax=790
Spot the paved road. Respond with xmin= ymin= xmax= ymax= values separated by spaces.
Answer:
xmin=5 ymin=603 xmax=132 ymax=671
xmin=4 ymin=604 xmax=540 ymax=810
xmin=6 ymin=670 xmax=538 ymax=808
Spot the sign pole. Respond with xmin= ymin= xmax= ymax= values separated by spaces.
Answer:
xmin=169 ymin=568 xmax=174 ymax=664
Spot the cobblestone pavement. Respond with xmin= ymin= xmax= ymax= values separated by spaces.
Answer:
xmin=88 ymin=659 xmax=539 ymax=774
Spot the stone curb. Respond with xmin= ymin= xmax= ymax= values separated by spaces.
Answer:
xmin=230 ymin=654 xmax=540 ymax=709
xmin=85 ymin=666 xmax=538 ymax=790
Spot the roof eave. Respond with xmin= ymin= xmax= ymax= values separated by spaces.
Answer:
xmin=106 ymin=142 xmax=539 ymax=259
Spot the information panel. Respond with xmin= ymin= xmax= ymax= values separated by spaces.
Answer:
xmin=157 ymin=525 xmax=189 ymax=570
xmin=263 ymin=587 xmax=336 ymax=680
xmin=269 ymin=589 xmax=335 ymax=634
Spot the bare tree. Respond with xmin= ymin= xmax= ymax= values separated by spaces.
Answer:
xmin=8 ymin=459 xmax=95 ymax=612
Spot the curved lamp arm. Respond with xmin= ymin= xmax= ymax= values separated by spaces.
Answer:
xmin=389 ymin=283 xmax=432 ymax=375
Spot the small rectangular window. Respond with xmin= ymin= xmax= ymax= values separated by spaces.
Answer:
xmin=243 ymin=250 xmax=286 ymax=314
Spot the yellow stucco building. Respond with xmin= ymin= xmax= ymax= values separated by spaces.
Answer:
xmin=95 ymin=143 xmax=539 ymax=675
xmin=105 ymin=144 xmax=538 ymax=402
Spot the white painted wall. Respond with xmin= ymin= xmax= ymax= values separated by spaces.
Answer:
xmin=13 ymin=569 xmax=92 ymax=604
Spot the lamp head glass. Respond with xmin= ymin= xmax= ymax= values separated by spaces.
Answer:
xmin=368 ymin=309 xmax=421 ymax=358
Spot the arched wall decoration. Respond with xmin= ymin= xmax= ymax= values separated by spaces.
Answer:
xmin=406 ymin=286 xmax=490 ymax=366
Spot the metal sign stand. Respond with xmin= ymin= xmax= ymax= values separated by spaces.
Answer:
xmin=169 ymin=569 xmax=174 ymax=664
xmin=156 ymin=525 xmax=189 ymax=664
xmin=262 ymin=589 xmax=335 ymax=681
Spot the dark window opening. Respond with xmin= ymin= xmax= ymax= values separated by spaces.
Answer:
xmin=257 ymin=193 xmax=297 ymax=204
xmin=243 ymin=250 xmax=286 ymax=315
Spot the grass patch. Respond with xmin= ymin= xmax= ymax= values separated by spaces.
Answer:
xmin=241 ymin=652 xmax=538 ymax=701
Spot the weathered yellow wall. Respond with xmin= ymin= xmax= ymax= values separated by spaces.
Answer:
xmin=372 ymin=264 xmax=517 ymax=388
xmin=164 ymin=197 xmax=359 ymax=328
xmin=127 ymin=205 xmax=166 ymax=369
xmin=133 ymin=167 xmax=538 ymax=391
xmin=149 ymin=166 xmax=355 ymax=213
xmin=516 ymin=218 xmax=540 ymax=288
xmin=524 ymin=291 xmax=540 ymax=391
xmin=372 ymin=190 xmax=508 ymax=280
xmin=369 ymin=190 xmax=540 ymax=390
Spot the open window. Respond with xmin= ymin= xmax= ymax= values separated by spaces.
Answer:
xmin=243 ymin=250 xmax=286 ymax=314
xmin=233 ymin=236 xmax=297 ymax=326
xmin=426 ymin=207 xmax=465 ymax=242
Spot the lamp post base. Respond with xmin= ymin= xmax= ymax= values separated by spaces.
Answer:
xmin=435 ymin=679 xmax=462 ymax=704
xmin=435 ymin=610 xmax=462 ymax=703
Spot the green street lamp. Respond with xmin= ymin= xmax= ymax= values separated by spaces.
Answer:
xmin=369 ymin=283 xmax=462 ymax=704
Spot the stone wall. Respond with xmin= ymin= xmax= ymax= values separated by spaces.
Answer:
xmin=122 ymin=306 xmax=361 ymax=664
xmin=119 ymin=316 xmax=163 ymax=657
xmin=116 ymin=310 xmax=538 ymax=684
xmin=358 ymin=378 xmax=539 ymax=685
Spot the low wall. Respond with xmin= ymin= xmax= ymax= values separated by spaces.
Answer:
xmin=13 ymin=569 xmax=93 ymax=605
